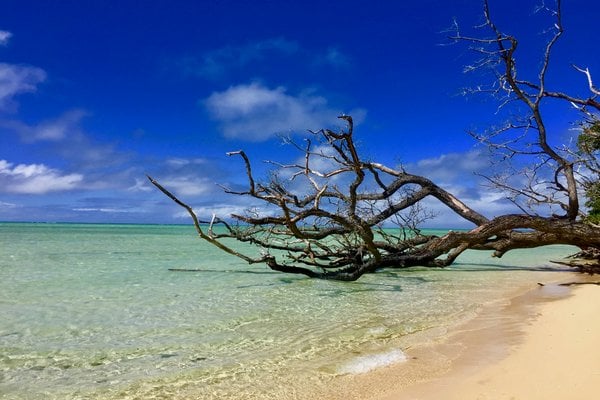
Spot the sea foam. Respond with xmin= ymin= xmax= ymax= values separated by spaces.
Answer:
xmin=338 ymin=349 xmax=408 ymax=374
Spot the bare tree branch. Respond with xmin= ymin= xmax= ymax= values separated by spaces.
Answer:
xmin=150 ymin=1 xmax=600 ymax=279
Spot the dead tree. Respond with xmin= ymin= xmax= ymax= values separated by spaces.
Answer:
xmin=149 ymin=0 xmax=600 ymax=280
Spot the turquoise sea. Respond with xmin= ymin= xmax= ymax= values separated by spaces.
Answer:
xmin=0 ymin=223 xmax=576 ymax=399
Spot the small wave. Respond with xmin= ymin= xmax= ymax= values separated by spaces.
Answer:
xmin=367 ymin=326 xmax=386 ymax=336
xmin=338 ymin=349 xmax=408 ymax=374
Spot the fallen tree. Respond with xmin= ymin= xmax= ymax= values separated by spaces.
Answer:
xmin=149 ymin=0 xmax=600 ymax=280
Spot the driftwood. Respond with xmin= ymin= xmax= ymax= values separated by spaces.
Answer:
xmin=551 ymin=248 xmax=600 ymax=274
xmin=149 ymin=0 xmax=600 ymax=281
xmin=168 ymin=268 xmax=207 ymax=272
xmin=538 ymin=282 xmax=600 ymax=286
xmin=558 ymin=281 xmax=600 ymax=286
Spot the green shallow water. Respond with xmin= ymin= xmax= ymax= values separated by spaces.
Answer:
xmin=0 ymin=223 xmax=576 ymax=399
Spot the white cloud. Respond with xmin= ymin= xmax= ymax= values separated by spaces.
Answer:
xmin=0 ymin=200 xmax=18 ymax=208
xmin=160 ymin=176 xmax=215 ymax=197
xmin=31 ymin=109 xmax=87 ymax=141
xmin=173 ymin=204 xmax=244 ymax=220
xmin=0 ymin=30 xmax=12 ymax=46
xmin=0 ymin=63 xmax=46 ymax=110
xmin=173 ymin=202 xmax=277 ymax=221
xmin=204 ymin=83 xmax=355 ymax=141
xmin=165 ymin=157 xmax=208 ymax=167
xmin=316 ymin=47 xmax=351 ymax=68
xmin=0 ymin=160 xmax=83 ymax=194
xmin=182 ymin=37 xmax=299 ymax=79
xmin=182 ymin=38 xmax=352 ymax=80
xmin=1 ymin=109 xmax=88 ymax=142
xmin=141 ymin=156 xmax=225 ymax=196
xmin=73 ymin=207 xmax=135 ymax=213
xmin=128 ymin=178 xmax=153 ymax=192
xmin=410 ymin=150 xmax=489 ymax=184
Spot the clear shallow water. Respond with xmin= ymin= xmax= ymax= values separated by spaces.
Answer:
xmin=0 ymin=223 xmax=576 ymax=399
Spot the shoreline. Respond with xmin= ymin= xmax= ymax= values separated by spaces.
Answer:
xmin=366 ymin=276 xmax=600 ymax=400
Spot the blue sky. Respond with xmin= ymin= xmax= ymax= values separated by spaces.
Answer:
xmin=1 ymin=0 xmax=599 ymax=226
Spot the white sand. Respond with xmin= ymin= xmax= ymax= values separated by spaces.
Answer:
xmin=377 ymin=283 xmax=600 ymax=400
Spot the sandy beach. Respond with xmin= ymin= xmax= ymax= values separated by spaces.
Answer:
xmin=375 ymin=281 xmax=600 ymax=400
